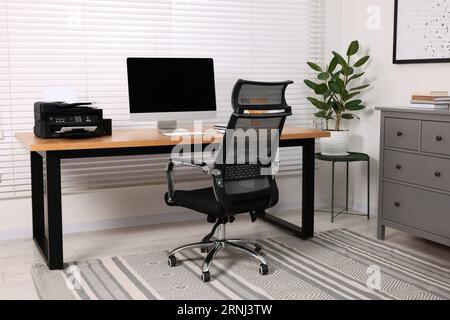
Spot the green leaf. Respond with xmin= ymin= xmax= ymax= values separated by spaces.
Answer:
xmin=307 ymin=97 xmax=328 ymax=110
xmin=342 ymin=66 xmax=354 ymax=76
xmin=307 ymin=62 xmax=322 ymax=72
xmin=328 ymin=81 xmax=341 ymax=94
xmin=348 ymin=72 xmax=365 ymax=82
xmin=332 ymin=51 xmax=348 ymax=68
xmin=344 ymin=91 xmax=360 ymax=101
xmin=314 ymin=111 xmax=327 ymax=119
xmin=314 ymin=83 xmax=328 ymax=95
xmin=350 ymin=84 xmax=370 ymax=91
xmin=304 ymin=79 xmax=318 ymax=90
xmin=347 ymin=40 xmax=359 ymax=56
xmin=318 ymin=72 xmax=330 ymax=80
xmin=328 ymin=56 xmax=339 ymax=73
xmin=354 ymin=55 xmax=370 ymax=67
xmin=346 ymin=105 xmax=365 ymax=111
xmin=345 ymin=100 xmax=365 ymax=111
xmin=331 ymin=70 xmax=342 ymax=81
xmin=345 ymin=99 xmax=362 ymax=108
xmin=342 ymin=114 xmax=355 ymax=120
xmin=335 ymin=77 xmax=345 ymax=90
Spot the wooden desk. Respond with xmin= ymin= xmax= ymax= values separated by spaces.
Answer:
xmin=16 ymin=127 xmax=329 ymax=270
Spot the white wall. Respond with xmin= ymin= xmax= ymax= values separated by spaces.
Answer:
xmin=338 ymin=0 xmax=450 ymax=213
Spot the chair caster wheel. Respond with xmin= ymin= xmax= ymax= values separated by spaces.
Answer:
xmin=255 ymin=247 xmax=263 ymax=255
xmin=168 ymin=255 xmax=177 ymax=267
xmin=259 ymin=264 xmax=268 ymax=275
xmin=201 ymin=271 xmax=211 ymax=282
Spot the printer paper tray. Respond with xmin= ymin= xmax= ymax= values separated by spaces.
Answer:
xmin=54 ymin=126 xmax=98 ymax=134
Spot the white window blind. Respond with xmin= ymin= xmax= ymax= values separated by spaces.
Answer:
xmin=0 ymin=0 xmax=325 ymax=199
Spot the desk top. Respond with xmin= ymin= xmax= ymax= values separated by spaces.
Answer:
xmin=16 ymin=127 xmax=330 ymax=152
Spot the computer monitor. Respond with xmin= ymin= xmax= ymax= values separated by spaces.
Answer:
xmin=127 ymin=57 xmax=217 ymax=131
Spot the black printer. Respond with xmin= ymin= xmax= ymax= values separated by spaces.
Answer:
xmin=34 ymin=102 xmax=112 ymax=139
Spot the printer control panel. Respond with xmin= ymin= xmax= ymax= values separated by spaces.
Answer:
xmin=49 ymin=115 xmax=99 ymax=124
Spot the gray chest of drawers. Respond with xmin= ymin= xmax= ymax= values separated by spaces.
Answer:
xmin=377 ymin=107 xmax=450 ymax=247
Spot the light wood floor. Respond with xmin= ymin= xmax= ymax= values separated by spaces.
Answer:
xmin=0 ymin=210 xmax=449 ymax=300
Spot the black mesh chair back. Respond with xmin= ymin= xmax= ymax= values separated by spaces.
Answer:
xmin=213 ymin=80 xmax=293 ymax=213
xmin=231 ymin=79 xmax=294 ymax=112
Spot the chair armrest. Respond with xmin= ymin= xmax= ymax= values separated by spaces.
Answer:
xmin=165 ymin=159 xmax=222 ymax=202
xmin=171 ymin=157 xmax=208 ymax=168
xmin=165 ymin=160 xmax=233 ymax=215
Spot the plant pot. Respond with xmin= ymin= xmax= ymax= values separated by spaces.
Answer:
xmin=320 ymin=130 xmax=350 ymax=156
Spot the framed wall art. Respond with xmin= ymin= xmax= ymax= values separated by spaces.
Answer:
xmin=394 ymin=0 xmax=450 ymax=64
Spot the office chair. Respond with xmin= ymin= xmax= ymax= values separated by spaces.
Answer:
xmin=164 ymin=80 xmax=293 ymax=282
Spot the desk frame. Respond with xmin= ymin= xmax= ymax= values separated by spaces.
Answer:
xmin=30 ymin=138 xmax=315 ymax=270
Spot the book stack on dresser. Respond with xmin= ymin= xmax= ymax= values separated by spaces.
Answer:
xmin=376 ymin=107 xmax=450 ymax=247
xmin=410 ymin=91 xmax=450 ymax=109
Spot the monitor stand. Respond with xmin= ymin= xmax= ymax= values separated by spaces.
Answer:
xmin=157 ymin=120 xmax=178 ymax=133
xmin=157 ymin=120 xmax=205 ymax=136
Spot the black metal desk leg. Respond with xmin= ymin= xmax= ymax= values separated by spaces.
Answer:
xmin=45 ymin=152 xmax=64 ymax=270
xmin=367 ymin=158 xmax=370 ymax=220
xmin=331 ymin=161 xmax=335 ymax=223
xmin=302 ymin=139 xmax=315 ymax=238
xmin=31 ymin=152 xmax=46 ymax=255
xmin=346 ymin=161 xmax=349 ymax=212
xmin=260 ymin=138 xmax=317 ymax=238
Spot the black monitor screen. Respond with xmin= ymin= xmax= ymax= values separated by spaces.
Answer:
xmin=127 ymin=58 xmax=216 ymax=113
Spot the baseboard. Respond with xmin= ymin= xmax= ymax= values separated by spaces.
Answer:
xmin=317 ymin=200 xmax=378 ymax=217
xmin=272 ymin=199 xmax=378 ymax=217
xmin=0 ymin=229 xmax=31 ymax=242
xmin=0 ymin=202 xmax=307 ymax=241
xmin=0 ymin=210 xmax=202 ymax=241
xmin=0 ymin=197 xmax=363 ymax=242
xmin=352 ymin=201 xmax=378 ymax=217
xmin=64 ymin=210 xmax=203 ymax=234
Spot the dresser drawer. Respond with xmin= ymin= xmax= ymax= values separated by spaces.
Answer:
xmin=421 ymin=121 xmax=450 ymax=156
xmin=384 ymin=150 xmax=450 ymax=192
xmin=384 ymin=118 xmax=420 ymax=150
xmin=382 ymin=182 xmax=450 ymax=239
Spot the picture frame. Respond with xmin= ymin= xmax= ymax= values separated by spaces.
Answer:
xmin=393 ymin=0 xmax=450 ymax=64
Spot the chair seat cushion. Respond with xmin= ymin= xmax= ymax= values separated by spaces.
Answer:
xmin=173 ymin=188 xmax=225 ymax=217
xmin=172 ymin=187 xmax=271 ymax=218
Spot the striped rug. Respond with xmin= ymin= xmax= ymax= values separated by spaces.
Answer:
xmin=32 ymin=229 xmax=450 ymax=300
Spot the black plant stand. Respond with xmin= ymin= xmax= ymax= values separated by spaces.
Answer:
xmin=315 ymin=152 xmax=370 ymax=223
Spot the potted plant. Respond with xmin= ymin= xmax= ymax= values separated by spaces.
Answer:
xmin=304 ymin=40 xmax=371 ymax=156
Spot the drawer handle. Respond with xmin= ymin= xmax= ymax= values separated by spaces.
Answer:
xmin=394 ymin=202 xmax=400 ymax=208
xmin=397 ymin=131 xmax=403 ymax=137
xmin=395 ymin=164 xmax=402 ymax=170
xmin=436 ymin=136 xmax=443 ymax=142
xmin=435 ymin=171 xmax=441 ymax=178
